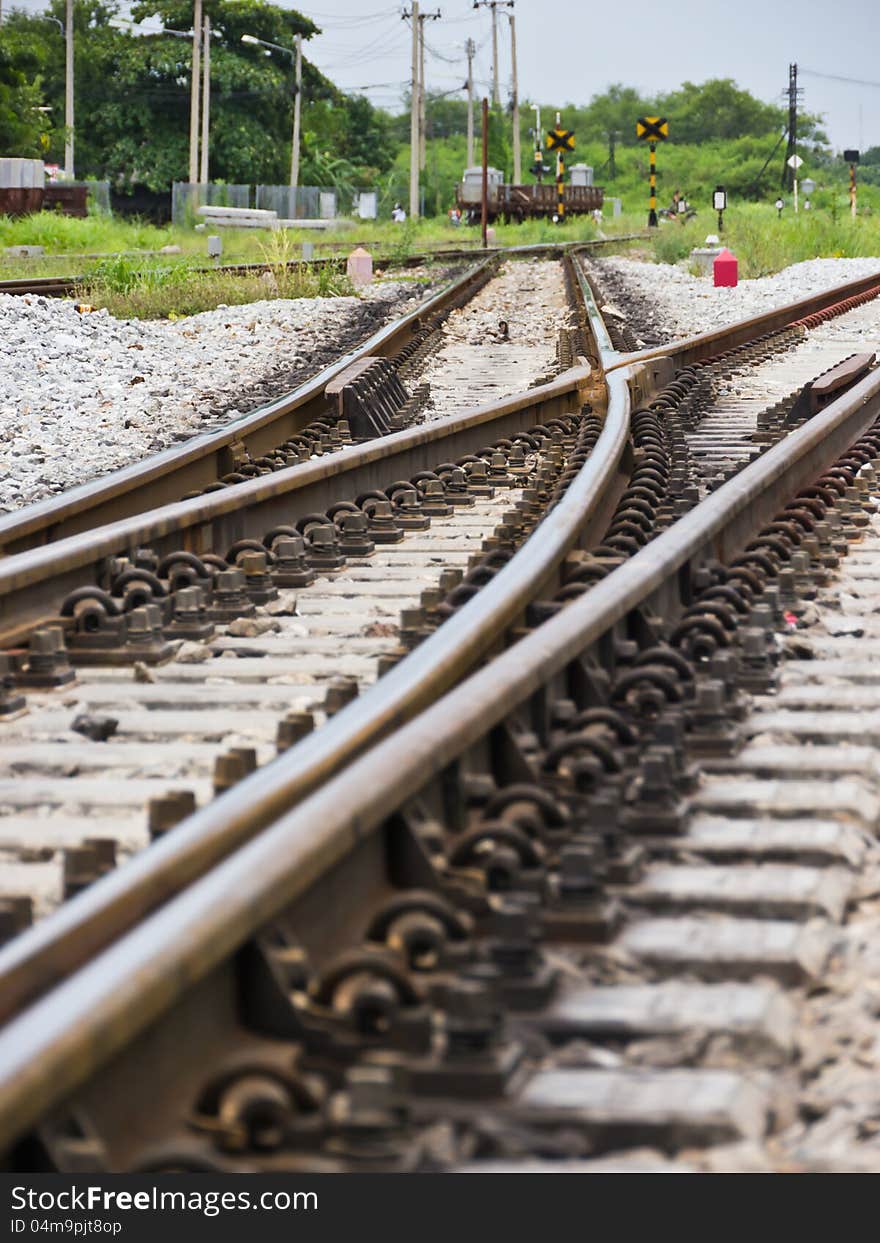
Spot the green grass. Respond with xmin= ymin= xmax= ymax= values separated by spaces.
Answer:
xmin=604 ymin=202 xmax=880 ymax=278
xmin=6 ymin=190 xmax=880 ymax=312
xmin=76 ymin=253 xmax=357 ymax=319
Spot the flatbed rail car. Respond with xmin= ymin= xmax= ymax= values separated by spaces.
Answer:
xmin=456 ymin=169 xmax=604 ymax=224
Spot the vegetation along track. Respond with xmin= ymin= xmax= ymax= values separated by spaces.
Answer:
xmin=3 ymin=260 xmax=880 ymax=1170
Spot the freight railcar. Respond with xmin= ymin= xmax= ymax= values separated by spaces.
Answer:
xmin=456 ymin=167 xmax=604 ymax=224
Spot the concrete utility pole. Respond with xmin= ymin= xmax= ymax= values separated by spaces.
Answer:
xmin=188 ymin=0 xmax=202 ymax=184
xmin=465 ymin=37 xmax=475 ymax=166
xmin=64 ymin=0 xmax=74 ymax=178
xmin=473 ymin=1 xmax=513 ymax=109
xmin=490 ymin=3 xmax=499 ymax=106
xmin=290 ymin=32 xmax=302 ymax=190
xmin=199 ymin=14 xmax=210 ymax=184
xmin=408 ymin=2 xmax=420 ymax=218
xmin=481 ymin=96 xmax=488 ymax=247
xmin=418 ymin=11 xmax=440 ymax=172
xmin=508 ymin=10 xmax=520 ymax=183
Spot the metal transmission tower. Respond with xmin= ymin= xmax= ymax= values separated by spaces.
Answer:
xmin=782 ymin=63 xmax=803 ymax=189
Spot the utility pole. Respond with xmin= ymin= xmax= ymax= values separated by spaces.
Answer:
xmin=198 ymin=14 xmax=210 ymax=184
xmin=64 ymin=0 xmax=74 ymax=178
xmin=508 ymin=10 xmax=520 ymax=183
xmin=188 ymin=0 xmax=202 ymax=184
xmin=407 ymin=2 xmax=420 ymax=219
xmin=465 ymin=37 xmax=475 ymax=166
xmin=782 ymin=62 xmax=802 ymax=191
xmin=417 ymin=12 xmax=440 ymax=171
xmin=290 ymin=32 xmax=302 ymax=190
xmin=490 ymin=4 xmax=499 ymax=106
xmin=481 ymin=96 xmax=489 ymax=247
xmin=473 ymin=1 xmax=512 ymax=109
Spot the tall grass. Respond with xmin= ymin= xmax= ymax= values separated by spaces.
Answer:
xmin=77 ymin=251 xmax=356 ymax=319
xmin=0 ymin=211 xmax=170 ymax=254
xmin=597 ymin=202 xmax=880 ymax=277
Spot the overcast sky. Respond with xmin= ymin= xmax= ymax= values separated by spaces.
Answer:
xmin=8 ymin=0 xmax=880 ymax=150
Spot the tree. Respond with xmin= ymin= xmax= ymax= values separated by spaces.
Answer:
xmin=0 ymin=13 xmax=59 ymax=156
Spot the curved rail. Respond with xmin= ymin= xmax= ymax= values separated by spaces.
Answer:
xmin=3 ymin=360 xmax=880 ymax=1152
xmin=0 ymin=257 xmax=497 ymax=556
xmin=0 ymin=302 xmax=630 ymax=1024
xmin=603 ymin=265 xmax=880 ymax=372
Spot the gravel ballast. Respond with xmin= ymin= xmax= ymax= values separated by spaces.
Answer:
xmin=593 ymin=255 xmax=880 ymax=343
xmin=0 ymin=278 xmax=438 ymax=512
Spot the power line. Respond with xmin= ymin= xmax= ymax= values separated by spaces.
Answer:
xmin=801 ymin=67 xmax=880 ymax=90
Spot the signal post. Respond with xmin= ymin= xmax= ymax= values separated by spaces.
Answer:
xmin=636 ymin=116 xmax=668 ymax=227
xmin=546 ymin=117 xmax=574 ymax=224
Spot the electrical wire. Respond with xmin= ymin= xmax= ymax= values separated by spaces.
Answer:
xmin=801 ymin=68 xmax=880 ymax=90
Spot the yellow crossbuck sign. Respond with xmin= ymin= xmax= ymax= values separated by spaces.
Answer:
xmin=636 ymin=116 xmax=669 ymax=141
xmin=546 ymin=127 xmax=575 ymax=152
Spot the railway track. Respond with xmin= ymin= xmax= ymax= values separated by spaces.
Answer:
xmin=0 ymin=234 xmax=648 ymax=302
xmin=2 ymin=253 xmax=880 ymax=1171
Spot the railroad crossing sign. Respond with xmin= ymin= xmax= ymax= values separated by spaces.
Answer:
xmin=786 ymin=153 xmax=803 ymax=170
xmin=636 ymin=116 xmax=668 ymax=142
xmin=546 ymin=126 xmax=575 ymax=152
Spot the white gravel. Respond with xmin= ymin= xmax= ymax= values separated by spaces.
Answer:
xmin=0 ymin=280 xmax=429 ymax=513
xmin=597 ymin=255 xmax=880 ymax=340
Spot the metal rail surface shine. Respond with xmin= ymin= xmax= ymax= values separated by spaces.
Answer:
xmin=0 ymin=257 xmax=497 ymax=556
xmin=0 ymin=292 xmax=630 ymax=1023
xmin=608 ymin=266 xmax=880 ymax=372
xmin=2 ymin=363 xmax=880 ymax=1152
xmin=0 ymin=237 xmax=644 ymax=555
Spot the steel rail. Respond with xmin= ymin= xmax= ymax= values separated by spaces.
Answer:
xmin=0 ymin=370 xmax=630 ymax=1026
xmin=0 ymin=363 xmax=594 ymax=643
xmin=0 ymin=235 xmax=649 ymax=300
xmin=602 ymin=266 xmax=880 ymax=372
xmin=3 ymin=362 xmax=880 ymax=1152
xmin=0 ymin=257 xmax=498 ymax=557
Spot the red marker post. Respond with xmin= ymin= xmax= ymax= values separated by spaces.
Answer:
xmin=713 ymin=248 xmax=738 ymax=288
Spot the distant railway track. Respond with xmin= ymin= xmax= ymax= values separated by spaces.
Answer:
xmin=2 ymin=248 xmax=880 ymax=1171
xmin=0 ymin=233 xmax=648 ymax=302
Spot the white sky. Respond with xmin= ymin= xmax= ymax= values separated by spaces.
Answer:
xmin=7 ymin=0 xmax=880 ymax=150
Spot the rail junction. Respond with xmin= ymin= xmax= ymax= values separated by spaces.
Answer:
xmin=2 ymin=242 xmax=880 ymax=1172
